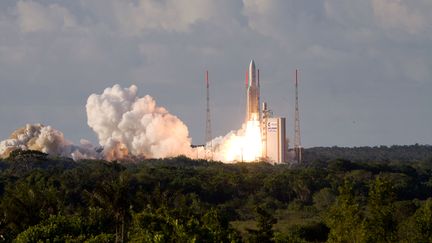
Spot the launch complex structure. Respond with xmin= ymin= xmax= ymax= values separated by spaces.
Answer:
xmin=245 ymin=60 xmax=287 ymax=164
xmin=205 ymin=60 xmax=302 ymax=164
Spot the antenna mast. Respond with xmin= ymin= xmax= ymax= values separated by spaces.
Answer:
xmin=294 ymin=69 xmax=302 ymax=163
xmin=205 ymin=71 xmax=213 ymax=160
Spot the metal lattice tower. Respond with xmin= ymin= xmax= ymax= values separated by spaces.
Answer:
xmin=294 ymin=69 xmax=302 ymax=163
xmin=205 ymin=71 xmax=212 ymax=160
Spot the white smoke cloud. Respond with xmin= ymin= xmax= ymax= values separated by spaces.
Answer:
xmin=0 ymin=123 xmax=98 ymax=160
xmin=0 ymin=85 xmax=197 ymax=161
xmin=0 ymin=84 xmax=262 ymax=163
xmin=86 ymin=84 xmax=194 ymax=160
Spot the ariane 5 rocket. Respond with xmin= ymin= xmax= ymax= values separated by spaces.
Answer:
xmin=246 ymin=60 xmax=260 ymax=121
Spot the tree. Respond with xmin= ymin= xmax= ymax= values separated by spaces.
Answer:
xmin=324 ymin=181 xmax=364 ymax=243
xmin=399 ymin=198 xmax=432 ymax=243
xmin=248 ymin=206 xmax=277 ymax=242
xmin=90 ymin=172 xmax=133 ymax=243
xmin=14 ymin=215 xmax=84 ymax=242
xmin=313 ymin=188 xmax=336 ymax=212
xmin=263 ymin=172 xmax=295 ymax=203
xmin=128 ymin=197 xmax=240 ymax=242
xmin=363 ymin=176 xmax=397 ymax=243
xmin=413 ymin=199 xmax=432 ymax=241
xmin=0 ymin=174 xmax=63 ymax=239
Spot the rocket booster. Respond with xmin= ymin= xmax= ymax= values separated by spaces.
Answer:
xmin=246 ymin=60 xmax=260 ymax=121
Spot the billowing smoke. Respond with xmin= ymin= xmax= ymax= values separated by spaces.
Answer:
xmin=0 ymin=84 xmax=261 ymax=163
xmin=0 ymin=85 xmax=195 ymax=161
xmin=0 ymin=124 xmax=98 ymax=160
xmin=86 ymin=84 xmax=194 ymax=160
xmin=210 ymin=120 xmax=262 ymax=163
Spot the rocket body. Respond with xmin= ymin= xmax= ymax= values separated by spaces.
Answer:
xmin=246 ymin=60 xmax=260 ymax=121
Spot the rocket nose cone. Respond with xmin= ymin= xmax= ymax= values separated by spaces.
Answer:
xmin=249 ymin=60 xmax=255 ymax=70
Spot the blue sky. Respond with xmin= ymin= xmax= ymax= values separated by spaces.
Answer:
xmin=0 ymin=0 xmax=431 ymax=147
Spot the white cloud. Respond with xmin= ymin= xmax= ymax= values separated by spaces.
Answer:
xmin=324 ymin=0 xmax=373 ymax=27
xmin=242 ymin=0 xmax=298 ymax=40
xmin=80 ymin=0 xmax=240 ymax=35
xmin=371 ymin=0 xmax=429 ymax=35
xmin=17 ymin=1 xmax=76 ymax=33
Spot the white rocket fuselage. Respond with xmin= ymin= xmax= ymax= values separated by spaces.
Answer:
xmin=246 ymin=60 xmax=260 ymax=121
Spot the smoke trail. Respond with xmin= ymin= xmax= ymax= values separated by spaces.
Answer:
xmin=0 ymin=124 xmax=98 ymax=160
xmin=86 ymin=84 xmax=194 ymax=160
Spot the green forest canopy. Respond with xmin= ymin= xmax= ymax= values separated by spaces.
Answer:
xmin=0 ymin=145 xmax=431 ymax=242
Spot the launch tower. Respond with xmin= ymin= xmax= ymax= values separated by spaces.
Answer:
xmin=294 ymin=69 xmax=302 ymax=163
xmin=205 ymin=71 xmax=213 ymax=160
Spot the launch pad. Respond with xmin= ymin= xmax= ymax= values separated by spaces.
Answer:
xmin=202 ymin=59 xmax=294 ymax=164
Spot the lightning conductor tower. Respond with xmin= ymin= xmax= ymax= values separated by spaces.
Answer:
xmin=294 ymin=69 xmax=302 ymax=163
xmin=205 ymin=71 xmax=213 ymax=160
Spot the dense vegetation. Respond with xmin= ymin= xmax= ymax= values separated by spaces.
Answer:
xmin=0 ymin=146 xmax=431 ymax=242
xmin=302 ymin=144 xmax=432 ymax=163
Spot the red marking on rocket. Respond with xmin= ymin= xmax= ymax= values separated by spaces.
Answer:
xmin=206 ymin=70 xmax=209 ymax=88
xmin=245 ymin=70 xmax=249 ymax=88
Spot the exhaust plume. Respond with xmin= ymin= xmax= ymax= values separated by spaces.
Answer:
xmin=0 ymin=124 xmax=98 ymax=160
xmin=210 ymin=120 xmax=262 ymax=162
xmin=86 ymin=84 xmax=193 ymax=160
xmin=0 ymin=84 xmax=262 ymax=163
